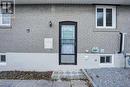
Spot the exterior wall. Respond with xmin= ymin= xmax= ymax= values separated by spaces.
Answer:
xmin=0 ymin=53 xmax=124 ymax=71
xmin=117 ymin=6 xmax=130 ymax=53
xmin=0 ymin=5 xmax=130 ymax=71
xmin=0 ymin=5 xmax=122 ymax=53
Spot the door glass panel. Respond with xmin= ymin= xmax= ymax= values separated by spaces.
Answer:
xmin=61 ymin=55 xmax=75 ymax=64
xmin=61 ymin=39 xmax=75 ymax=44
xmin=62 ymin=25 xmax=75 ymax=39
xmin=62 ymin=44 xmax=74 ymax=54
xmin=61 ymin=25 xmax=75 ymax=55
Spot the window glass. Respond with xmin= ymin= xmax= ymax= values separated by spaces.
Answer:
xmin=97 ymin=8 xmax=103 ymax=26
xmin=61 ymin=55 xmax=75 ymax=64
xmin=1 ymin=1 xmax=14 ymax=14
xmin=0 ymin=14 xmax=11 ymax=26
xmin=61 ymin=44 xmax=74 ymax=54
xmin=100 ymin=56 xmax=105 ymax=63
xmin=106 ymin=56 xmax=111 ymax=63
xmin=106 ymin=9 xmax=112 ymax=26
xmin=2 ymin=14 xmax=11 ymax=25
xmin=1 ymin=55 xmax=6 ymax=62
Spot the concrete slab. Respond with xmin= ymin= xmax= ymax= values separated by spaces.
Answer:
xmin=71 ymin=80 xmax=88 ymax=87
xmin=52 ymin=81 xmax=71 ymax=87
xmin=16 ymin=80 xmax=37 ymax=87
xmin=33 ymin=80 xmax=53 ymax=87
xmin=0 ymin=80 xmax=21 ymax=87
xmin=0 ymin=80 xmax=88 ymax=87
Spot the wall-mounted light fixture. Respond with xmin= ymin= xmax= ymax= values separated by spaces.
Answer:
xmin=49 ymin=21 xmax=52 ymax=27
xmin=26 ymin=28 xmax=30 ymax=33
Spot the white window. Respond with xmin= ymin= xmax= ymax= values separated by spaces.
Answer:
xmin=100 ymin=56 xmax=112 ymax=63
xmin=96 ymin=6 xmax=116 ymax=28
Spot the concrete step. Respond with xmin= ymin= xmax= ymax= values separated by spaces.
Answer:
xmin=51 ymin=70 xmax=86 ymax=80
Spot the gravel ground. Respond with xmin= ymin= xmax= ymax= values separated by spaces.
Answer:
xmin=0 ymin=71 xmax=53 ymax=80
xmin=86 ymin=68 xmax=130 ymax=87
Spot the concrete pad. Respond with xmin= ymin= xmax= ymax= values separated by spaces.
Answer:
xmin=0 ymin=80 xmax=21 ymax=87
xmin=33 ymin=80 xmax=53 ymax=87
xmin=15 ymin=80 xmax=37 ymax=87
xmin=52 ymin=81 xmax=71 ymax=87
xmin=0 ymin=80 xmax=88 ymax=87
xmin=71 ymin=80 xmax=88 ymax=87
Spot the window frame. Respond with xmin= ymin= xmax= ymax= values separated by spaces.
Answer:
xmin=96 ymin=5 xmax=116 ymax=29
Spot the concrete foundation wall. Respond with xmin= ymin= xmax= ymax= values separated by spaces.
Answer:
xmin=0 ymin=53 xmax=125 ymax=71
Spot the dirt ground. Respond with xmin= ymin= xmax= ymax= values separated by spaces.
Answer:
xmin=0 ymin=71 xmax=52 ymax=80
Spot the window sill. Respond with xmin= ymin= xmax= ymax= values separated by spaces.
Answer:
xmin=0 ymin=62 xmax=6 ymax=66
xmin=93 ymin=28 xmax=119 ymax=32
xmin=99 ymin=63 xmax=113 ymax=67
xmin=0 ymin=25 xmax=12 ymax=29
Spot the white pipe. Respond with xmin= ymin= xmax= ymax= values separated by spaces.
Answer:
xmin=122 ymin=33 xmax=127 ymax=69
xmin=122 ymin=33 xmax=127 ymax=53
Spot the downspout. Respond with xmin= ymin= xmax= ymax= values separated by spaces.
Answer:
xmin=118 ymin=33 xmax=123 ymax=53
xmin=118 ymin=33 xmax=127 ymax=53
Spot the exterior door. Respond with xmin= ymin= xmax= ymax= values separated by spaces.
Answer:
xmin=59 ymin=21 xmax=77 ymax=65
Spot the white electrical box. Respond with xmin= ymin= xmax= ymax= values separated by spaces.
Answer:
xmin=44 ymin=38 xmax=53 ymax=49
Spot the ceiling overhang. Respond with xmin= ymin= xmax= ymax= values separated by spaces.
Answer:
xmin=14 ymin=0 xmax=130 ymax=5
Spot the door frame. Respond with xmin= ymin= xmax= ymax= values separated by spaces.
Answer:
xmin=59 ymin=21 xmax=77 ymax=65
